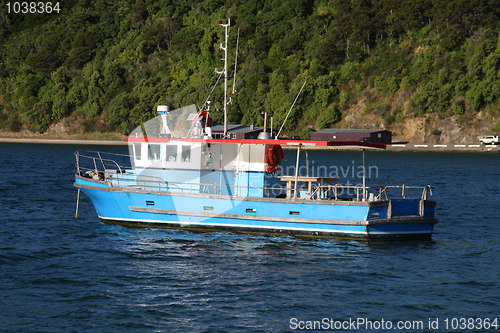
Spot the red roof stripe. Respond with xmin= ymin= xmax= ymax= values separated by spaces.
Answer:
xmin=125 ymin=137 xmax=386 ymax=149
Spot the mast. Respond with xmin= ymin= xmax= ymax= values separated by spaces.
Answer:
xmin=217 ymin=19 xmax=230 ymax=138
xmin=362 ymin=149 xmax=366 ymax=201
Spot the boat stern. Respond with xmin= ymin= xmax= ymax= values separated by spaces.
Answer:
xmin=364 ymin=198 xmax=438 ymax=240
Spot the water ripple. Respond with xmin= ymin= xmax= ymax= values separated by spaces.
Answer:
xmin=1 ymin=145 xmax=499 ymax=331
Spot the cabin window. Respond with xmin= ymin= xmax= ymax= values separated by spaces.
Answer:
xmin=181 ymin=145 xmax=191 ymax=163
xmin=134 ymin=143 xmax=142 ymax=160
xmin=148 ymin=144 xmax=161 ymax=161
xmin=166 ymin=145 xmax=177 ymax=162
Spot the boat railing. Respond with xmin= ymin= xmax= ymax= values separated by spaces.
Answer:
xmin=376 ymin=184 xmax=433 ymax=200
xmin=75 ymin=151 xmax=433 ymax=201
xmin=277 ymin=183 xmax=433 ymax=201
xmin=105 ymin=176 xmax=433 ymax=202
xmin=75 ymin=150 xmax=131 ymax=176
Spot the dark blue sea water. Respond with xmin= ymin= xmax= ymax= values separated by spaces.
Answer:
xmin=1 ymin=143 xmax=499 ymax=332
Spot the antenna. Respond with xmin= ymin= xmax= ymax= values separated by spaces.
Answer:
xmin=231 ymin=28 xmax=240 ymax=96
xmin=217 ymin=19 xmax=230 ymax=138
xmin=276 ymin=70 xmax=312 ymax=139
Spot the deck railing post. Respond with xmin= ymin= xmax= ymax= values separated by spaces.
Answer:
xmin=75 ymin=152 xmax=80 ymax=175
xmin=97 ymin=152 xmax=106 ymax=171
xmin=362 ymin=149 xmax=366 ymax=201
xmin=293 ymin=144 xmax=301 ymax=200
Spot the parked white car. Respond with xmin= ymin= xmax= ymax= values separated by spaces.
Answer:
xmin=479 ymin=136 xmax=500 ymax=144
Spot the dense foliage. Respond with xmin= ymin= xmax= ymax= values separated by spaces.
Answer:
xmin=0 ymin=0 xmax=498 ymax=136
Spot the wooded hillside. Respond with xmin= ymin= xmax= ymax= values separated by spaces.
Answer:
xmin=0 ymin=0 xmax=498 ymax=140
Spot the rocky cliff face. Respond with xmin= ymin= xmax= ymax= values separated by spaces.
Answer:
xmin=338 ymin=89 xmax=498 ymax=144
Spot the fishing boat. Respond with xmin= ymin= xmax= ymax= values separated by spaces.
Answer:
xmin=74 ymin=20 xmax=437 ymax=240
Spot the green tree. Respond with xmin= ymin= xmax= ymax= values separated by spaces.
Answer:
xmin=317 ymin=104 xmax=340 ymax=129
xmin=67 ymin=30 xmax=97 ymax=69
xmin=0 ymin=0 xmax=498 ymax=136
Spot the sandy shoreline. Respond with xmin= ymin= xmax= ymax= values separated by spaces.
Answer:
xmin=0 ymin=137 xmax=127 ymax=145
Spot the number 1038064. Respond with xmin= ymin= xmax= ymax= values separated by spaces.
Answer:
xmin=6 ymin=2 xmax=60 ymax=14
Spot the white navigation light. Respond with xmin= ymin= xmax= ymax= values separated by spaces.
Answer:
xmin=157 ymin=105 xmax=170 ymax=115
xmin=157 ymin=105 xmax=171 ymax=136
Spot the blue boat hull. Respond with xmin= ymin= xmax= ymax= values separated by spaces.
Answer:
xmin=98 ymin=218 xmax=434 ymax=240
xmin=75 ymin=176 xmax=437 ymax=241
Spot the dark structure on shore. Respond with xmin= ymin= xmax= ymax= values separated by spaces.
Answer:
xmin=311 ymin=129 xmax=392 ymax=144
xmin=211 ymin=124 xmax=263 ymax=139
